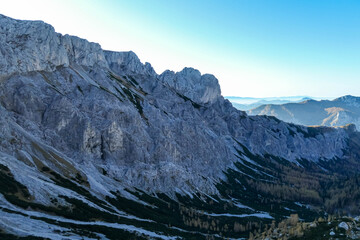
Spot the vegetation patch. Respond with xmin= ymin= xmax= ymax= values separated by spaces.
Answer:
xmin=30 ymin=141 xmax=88 ymax=186
xmin=76 ymin=85 xmax=83 ymax=94
xmin=0 ymin=231 xmax=48 ymax=240
xmin=0 ymin=164 xmax=31 ymax=200
xmin=98 ymin=85 xmax=123 ymax=102
xmin=176 ymin=92 xmax=202 ymax=109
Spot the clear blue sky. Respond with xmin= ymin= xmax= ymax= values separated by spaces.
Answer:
xmin=2 ymin=0 xmax=360 ymax=97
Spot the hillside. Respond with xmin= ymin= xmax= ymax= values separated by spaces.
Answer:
xmin=248 ymin=96 xmax=360 ymax=130
xmin=1 ymin=14 xmax=360 ymax=239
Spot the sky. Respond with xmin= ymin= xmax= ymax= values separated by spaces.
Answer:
xmin=1 ymin=0 xmax=360 ymax=98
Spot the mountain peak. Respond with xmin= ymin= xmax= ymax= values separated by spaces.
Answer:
xmin=335 ymin=95 xmax=359 ymax=101
xmin=334 ymin=95 xmax=360 ymax=108
xmin=0 ymin=13 xmax=160 ymax=80
xmin=159 ymin=67 xmax=221 ymax=104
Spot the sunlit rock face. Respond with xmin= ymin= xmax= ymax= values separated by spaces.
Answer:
xmin=0 ymin=15 xmax=69 ymax=78
xmin=159 ymin=67 xmax=222 ymax=104
xmin=61 ymin=34 xmax=108 ymax=68
xmin=0 ymin=13 xmax=352 ymax=196
xmin=104 ymin=50 xmax=157 ymax=76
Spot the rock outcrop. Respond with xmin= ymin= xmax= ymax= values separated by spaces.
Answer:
xmin=0 ymin=15 xmax=68 ymax=78
xmin=159 ymin=67 xmax=221 ymax=104
xmin=104 ymin=50 xmax=156 ymax=76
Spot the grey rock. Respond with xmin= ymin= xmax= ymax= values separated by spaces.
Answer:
xmin=61 ymin=34 xmax=108 ymax=68
xmin=0 ymin=14 xmax=354 ymax=197
xmin=0 ymin=14 xmax=69 ymax=78
xmin=104 ymin=50 xmax=156 ymax=76
xmin=159 ymin=67 xmax=221 ymax=104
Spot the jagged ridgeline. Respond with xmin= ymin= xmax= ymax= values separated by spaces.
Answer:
xmin=1 ymin=14 xmax=360 ymax=240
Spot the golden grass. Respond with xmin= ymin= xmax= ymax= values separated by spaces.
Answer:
xmin=30 ymin=141 xmax=89 ymax=186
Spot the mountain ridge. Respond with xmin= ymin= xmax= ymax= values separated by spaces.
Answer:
xmin=1 ymin=14 xmax=360 ymax=239
xmin=225 ymin=96 xmax=322 ymax=111
xmin=248 ymin=94 xmax=360 ymax=130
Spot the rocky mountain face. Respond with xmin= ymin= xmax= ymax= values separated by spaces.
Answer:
xmin=248 ymin=96 xmax=360 ymax=130
xmin=1 ymin=14 xmax=360 ymax=239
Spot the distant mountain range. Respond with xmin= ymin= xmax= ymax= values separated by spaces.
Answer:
xmin=247 ymin=95 xmax=360 ymax=130
xmin=225 ymin=96 xmax=323 ymax=111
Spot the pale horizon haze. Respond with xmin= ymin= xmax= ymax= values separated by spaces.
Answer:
xmin=1 ymin=0 xmax=360 ymax=98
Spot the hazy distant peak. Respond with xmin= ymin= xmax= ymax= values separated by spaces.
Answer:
xmin=335 ymin=95 xmax=359 ymax=102
xmin=300 ymin=97 xmax=313 ymax=102
xmin=246 ymin=94 xmax=360 ymax=129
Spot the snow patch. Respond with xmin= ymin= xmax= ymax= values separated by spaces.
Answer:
xmin=338 ymin=222 xmax=349 ymax=231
